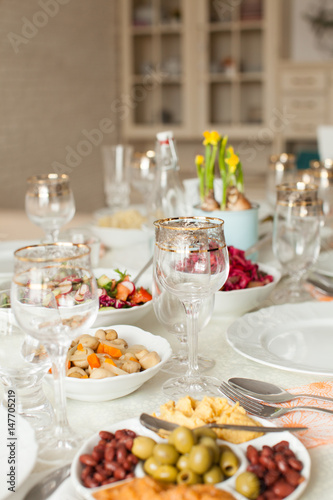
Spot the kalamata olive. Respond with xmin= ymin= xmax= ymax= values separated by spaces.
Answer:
xmin=188 ymin=444 xmax=214 ymax=475
xmin=143 ymin=456 xmax=161 ymax=476
xmin=199 ymin=437 xmax=221 ymax=463
xmin=168 ymin=426 xmax=196 ymax=454
xmin=153 ymin=464 xmax=178 ymax=483
xmin=219 ymin=449 xmax=239 ymax=477
xmin=177 ymin=468 xmax=202 ymax=485
xmin=153 ymin=443 xmax=179 ymax=465
xmin=177 ymin=454 xmax=191 ymax=471
xmin=203 ymin=465 xmax=224 ymax=485
xmin=131 ymin=436 xmax=156 ymax=460
xmin=235 ymin=471 xmax=261 ymax=499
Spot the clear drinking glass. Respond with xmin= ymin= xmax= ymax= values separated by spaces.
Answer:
xmin=129 ymin=150 xmax=156 ymax=205
xmin=11 ymin=243 xmax=99 ymax=462
xmin=153 ymin=269 xmax=215 ymax=374
xmin=0 ymin=290 xmax=54 ymax=438
xmin=25 ymin=174 xmax=76 ymax=243
xmin=154 ymin=217 xmax=229 ymax=398
xmin=102 ymin=145 xmax=133 ymax=211
xmin=272 ymin=198 xmax=322 ymax=303
xmin=267 ymin=154 xmax=296 ymax=207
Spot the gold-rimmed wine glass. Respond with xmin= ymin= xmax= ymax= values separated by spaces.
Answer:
xmin=272 ymin=183 xmax=322 ymax=303
xmin=11 ymin=243 xmax=98 ymax=463
xmin=25 ymin=173 xmax=76 ymax=242
xmin=154 ymin=216 xmax=229 ymax=399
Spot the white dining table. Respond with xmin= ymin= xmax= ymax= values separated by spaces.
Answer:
xmin=0 ymin=207 xmax=333 ymax=500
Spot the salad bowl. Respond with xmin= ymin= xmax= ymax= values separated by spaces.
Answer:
xmin=214 ymin=263 xmax=281 ymax=317
xmin=93 ymin=267 xmax=153 ymax=328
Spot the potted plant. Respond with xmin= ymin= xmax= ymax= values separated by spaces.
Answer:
xmin=193 ymin=130 xmax=259 ymax=251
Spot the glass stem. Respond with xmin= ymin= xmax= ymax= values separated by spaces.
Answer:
xmin=176 ymin=333 xmax=187 ymax=363
xmin=47 ymin=343 xmax=71 ymax=438
xmin=183 ymin=300 xmax=201 ymax=379
xmin=45 ymin=229 xmax=59 ymax=243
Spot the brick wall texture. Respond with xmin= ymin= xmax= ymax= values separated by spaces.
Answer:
xmin=0 ymin=0 xmax=119 ymax=212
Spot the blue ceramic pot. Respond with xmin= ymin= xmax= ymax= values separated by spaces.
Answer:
xmin=192 ymin=203 xmax=259 ymax=251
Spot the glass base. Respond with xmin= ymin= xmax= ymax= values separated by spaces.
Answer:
xmin=162 ymin=374 xmax=221 ymax=399
xmin=161 ymin=354 xmax=215 ymax=374
xmin=37 ymin=425 xmax=87 ymax=465
xmin=271 ymin=278 xmax=313 ymax=305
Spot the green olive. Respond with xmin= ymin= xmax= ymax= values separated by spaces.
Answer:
xmin=168 ymin=426 xmax=196 ymax=454
xmin=220 ymin=449 xmax=239 ymax=477
xmin=153 ymin=443 xmax=180 ymax=465
xmin=235 ymin=471 xmax=261 ymax=500
xmin=131 ymin=436 xmax=156 ymax=460
xmin=143 ymin=456 xmax=161 ymax=477
xmin=203 ymin=465 xmax=224 ymax=485
xmin=154 ymin=464 xmax=178 ymax=483
xmin=188 ymin=444 xmax=214 ymax=475
xmin=199 ymin=437 xmax=221 ymax=463
xmin=177 ymin=453 xmax=191 ymax=470
xmin=193 ymin=427 xmax=218 ymax=440
xmin=177 ymin=468 xmax=202 ymax=485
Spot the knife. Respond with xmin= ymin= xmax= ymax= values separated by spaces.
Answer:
xmin=140 ymin=413 xmax=307 ymax=434
xmin=23 ymin=464 xmax=71 ymax=500
xmin=245 ymin=233 xmax=272 ymax=258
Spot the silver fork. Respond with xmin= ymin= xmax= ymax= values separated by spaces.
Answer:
xmin=219 ymin=382 xmax=333 ymax=418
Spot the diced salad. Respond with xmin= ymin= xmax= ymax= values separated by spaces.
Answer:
xmin=97 ymin=270 xmax=152 ymax=310
xmin=221 ymin=246 xmax=274 ymax=291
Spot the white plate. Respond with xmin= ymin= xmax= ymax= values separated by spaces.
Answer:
xmin=227 ymin=301 xmax=333 ymax=375
xmin=0 ymin=407 xmax=38 ymax=500
xmin=313 ymin=249 xmax=333 ymax=277
xmin=71 ymin=416 xmax=310 ymax=500
xmin=93 ymin=267 xmax=153 ymax=328
xmin=0 ymin=240 xmax=39 ymax=273
xmin=45 ymin=324 xmax=172 ymax=402
xmin=214 ymin=263 xmax=281 ymax=316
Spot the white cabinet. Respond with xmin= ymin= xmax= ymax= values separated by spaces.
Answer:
xmin=120 ymin=0 xmax=280 ymax=141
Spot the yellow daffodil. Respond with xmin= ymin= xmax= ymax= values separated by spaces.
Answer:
xmin=195 ymin=154 xmax=204 ymax=166
xmin=202 ymin=130 xmax=221 ymax=146
xmin=225 ymin=146 xmax=239 ymax=173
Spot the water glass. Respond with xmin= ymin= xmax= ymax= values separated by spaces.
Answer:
xmin=102 ymin=145 xmax=132 ymax=211
xmin=272 ymin=193 xmax=321 ymax=303
xmin=25 ymin=173 xmax=76 ymax=242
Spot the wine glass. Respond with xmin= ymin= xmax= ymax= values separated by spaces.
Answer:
xmin=25 ymin=174 xmax=76 ymax=242
xmin=11 ymin=243 xmax=99 ymax=462
xmin=129 ymin=151 xmax=156 ymax=205
xmin=154 ymin=217 xmax=229 ymax=398
xmin=272 ymin=198 xmax=322 ymax=303
xmin=152 ymin=268 xmax=215 ymax=374
xmin=0 ymin=289 xmax=54 ymax=438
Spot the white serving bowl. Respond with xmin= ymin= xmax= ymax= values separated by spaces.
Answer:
xmin=45 ymin=325 xmax=172 ymax=402
xmin=214 ymin=263 xmax=281 ymax=317
xmin=90 ymin=207 xmax=151 ymax=249
xmin=93 ymin=267 xmax=153 ymax=328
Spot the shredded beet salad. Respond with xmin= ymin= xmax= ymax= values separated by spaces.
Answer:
xmin=221 ymin=246 xmax=274 ymax=291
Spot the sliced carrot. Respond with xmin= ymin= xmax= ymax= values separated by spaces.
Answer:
xmin=115 ymin=283 xmax=131 ymax=301
xmin=130 ymin=357 xmax=139 ymax=363
xmin=96 ymin=343 xmax=104 ymax=354
xmin=104 ymin=358 xmax=116 ymax=366
xmin=87 ymin=353 xmax=101 ymax=369
xmin=101 ymin=344 xmax=122 ymax=358
xmin=48 ymin=367 xmax=52 ymax=374
xmin=77 ymin=343 xmax=84 ymax=351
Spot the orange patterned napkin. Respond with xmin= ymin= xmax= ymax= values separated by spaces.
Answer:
xmin=275 ymin=381 xmax=333 ymax=448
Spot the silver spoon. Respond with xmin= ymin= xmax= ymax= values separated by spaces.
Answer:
xmin=229 ymin=377 xmax=333 ymax=404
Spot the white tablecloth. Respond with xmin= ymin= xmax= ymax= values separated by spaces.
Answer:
xmin=1 ymin=210 xmax=333 ymax=500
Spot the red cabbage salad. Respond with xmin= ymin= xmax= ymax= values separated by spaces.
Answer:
xmin=221 ymin=246 xmax=274 ymax=292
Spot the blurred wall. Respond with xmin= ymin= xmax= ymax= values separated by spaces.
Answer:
xmin=0 ymin=0 xmax=119 ymax=212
